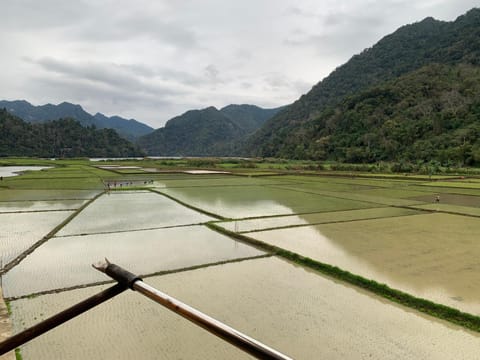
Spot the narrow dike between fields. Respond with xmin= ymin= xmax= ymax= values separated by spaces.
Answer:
xmin=206 ymin=221 xmax=480 ymax=333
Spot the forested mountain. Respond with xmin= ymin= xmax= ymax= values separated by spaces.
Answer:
xmin=293 ymin=63 xmax=480 ymax=165
xmin=220 ymin=104 xmax=283 ymax=133
xmin=138 ymin=104 xmax=281 ymax=156
xmin=245 ymin=8 xmax=480 ymax=161
xmin=92 ymin=112 xmax=153 ymax=141
xmin=0 ymin=100 xmax=153 ymax=141
xmin=0 ymin=109 xmax=143 ymax=157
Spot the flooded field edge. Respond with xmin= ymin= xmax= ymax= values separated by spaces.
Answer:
xmin=5 ymin=254 xmax=273 ymax=301
xmin=0 ymin=288 xmax=14 ymax=360
xmin=206 ymin=222 xmax=480 ymax=333
xmin=9 ymin=256 xmax=480 ymax=360
xmin=237 ymin=210 xmax=427 ymax=234
xmin=0 ymin=192 xmax=105 ymax=275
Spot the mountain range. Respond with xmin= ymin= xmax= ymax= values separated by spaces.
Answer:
xmin=2 ymin=8 xmax=480 ymax=164
xmin=0 ymin=108 xmax=143 ymax=157
xmin=245 ymin=8 xmax=480 ymax=164
xmin=137 ymin=104 xmax=282 ymax=156
xmin=0 ymin=100 xmax=154 ymax=141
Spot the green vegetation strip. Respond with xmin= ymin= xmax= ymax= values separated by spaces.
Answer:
xmin=0 ymin=192 xmax=105 ymax=275
xmin=15 ymin=348 xmax=22 ymax=360
xmin=207 ymin=222 xmax=480 ymax=333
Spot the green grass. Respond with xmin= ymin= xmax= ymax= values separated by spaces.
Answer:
xmin=5 ymin=300 xmax=12 ymax=315
xmin=413 ymin=203 xmax=480 ymax=217
xmin=15 ymin=348 xmax=23 ymax=360
xmin=420 ymin=181 xmax=480 ymax=189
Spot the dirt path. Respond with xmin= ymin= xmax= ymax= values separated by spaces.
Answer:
xmin=0 ymin=287 xmax=14 ymax=360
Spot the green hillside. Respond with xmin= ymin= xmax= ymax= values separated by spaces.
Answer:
xmin=245 ymin=8 xmax=480 ymax=160
xmin=0 ymin=109 xmax=143 ymax=157
xmin=290 ymin=63 xmax=480 ymax=165
xmin=0 ymin=100 xmax=154 ymax=141
xmin=138 ymin=105 xmax=281 ymax=156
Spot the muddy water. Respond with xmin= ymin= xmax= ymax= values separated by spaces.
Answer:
xmin=3 ymin=225 xmax=264 ymax=298
xmin=57 ymin=191 xmax=213 ymax=236
xmin=248 ymin=213 xmax=480 ymax=314
xmin=11 ymin=257 xmax=480 ymax=359
xmin=0 ymin=200 xmax=87 ymax=213
xmin=219 ymin=207 xmax=420 ymax=233
xmin=0 ymin=211 xmax=74 ymax=267
xmin=161 ymin=186 xmax=373 ymax=219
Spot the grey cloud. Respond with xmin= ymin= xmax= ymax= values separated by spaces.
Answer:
xmin=241 ymin=82 xmax=253 ymax=89
xmin=72 ymin=12 xmax=198 ymax=49
xmin=1 ymin=0 xmax=91 ymax=30
xmin=264 ymin=73 xmax=290 ymax=89
xmin=156 ymin=68 xmax=204 ymax=86
xmin=263 ymin=73 xmax=311 ymax=94
xmin=204 ymin=64 xmax=222 ymax=83
xmin=28 ymin=75 xmax=176 ymax=127
xmin=286 ymin=6 xmax=317 ymax=18
xmin=122 ymin=15 xmax=197 ymax=47
xmin=234 ymin=49 xmax=253 ymax=61
xmin=31 ymin=57 xmax=187 ymax=96
xmin=4 ymin=1 xmax=199 ymax=50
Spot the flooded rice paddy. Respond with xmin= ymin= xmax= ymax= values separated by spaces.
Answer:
xmin=0 ymin=166 xmax=51 ymax=177
xmin=10 ymin=257 xmax=480 ymax=359
xmin=0 ymin=189 xmax=99 ymax=201
xmin=247 ymin=213 xmax=480 ymax=314
xmin=57 ymin=191 xmax=213 ymax=236
xmin=4 ymin=225 xmax=263 ymax=298
xmin=0 ymin=211 xmax=74 ymax=266
xmin=219 ymin=207 xmax=420 ymax=233
xmin=0 ymin=199 xmax=87 ymax=213
xmin=3 ymin=167 xmax=480 ymax=358
xmin=160 ymin=185 xmax=373 ymax=218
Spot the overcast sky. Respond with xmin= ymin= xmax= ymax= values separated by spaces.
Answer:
xmin=1 ymin=0 xmax=478 ymax=128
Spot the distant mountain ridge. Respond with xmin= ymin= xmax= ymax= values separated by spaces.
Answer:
xmin=137 ymin=104 xmax=282 ymax=156
xmin=0 ymin=108 xmax=143 ymax=157
xmin=0 ymin=100 xmax=154 ymax=141
xmin=245 ymin=8 xmax=480 ymax=159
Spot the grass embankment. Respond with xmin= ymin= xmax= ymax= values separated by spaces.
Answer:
xmin=15 ymin=348 xmax=22 ymax=360
xmin=3 ymin=301 xmax=21 ymax=359
xmin=207 ymin=222 xmax=480 ymax=333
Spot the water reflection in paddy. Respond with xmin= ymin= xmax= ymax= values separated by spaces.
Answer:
xmin=247 ymin=213 xmax=480 ymax=314
xmin=57 ymin=191 xmax=213 ymax=236
xmin=0 ymin=166 xmax=51 ymax=177
xmin=160 ymin=186 xmax=373 ymax=218
xmin=11 ymin=257 xmax=480 ymax=359
xmin=3 ymin=225 xmax=264 ymax=298
xmin=0 ymin=189 xmax=100 ymax=201
xmin=0 ymin=211 xmax=74 ymax=266
xmin=0 ymin=199 xmax=87 ymax=213
xmin=219 ymin=207 xmax=419 ymax=232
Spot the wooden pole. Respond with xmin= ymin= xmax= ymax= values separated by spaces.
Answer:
xmin=0 ymin=283 xmax=127 ymax=355
xmin=94 ymin=259 xmax=293 ymax=360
